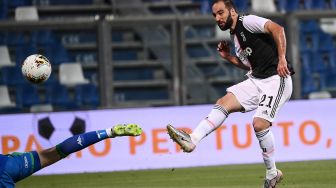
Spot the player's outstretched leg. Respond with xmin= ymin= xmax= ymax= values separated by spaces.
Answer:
xmin=263 ymin=169 xmax=283 ymax=188
xmin=166 ymin=124 xmax=196 ymax=152
xmin=56 ymin=123 xmax=142 ymax=159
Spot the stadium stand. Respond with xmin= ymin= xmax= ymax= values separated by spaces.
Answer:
xmin=0 ymin=0 xmax=335 ymax=113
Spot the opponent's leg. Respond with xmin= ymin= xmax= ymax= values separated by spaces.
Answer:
xmin=167 ymin=93 xmax=243 ymax=152
xmin=38 ymin=124 xmax=142 ymax=168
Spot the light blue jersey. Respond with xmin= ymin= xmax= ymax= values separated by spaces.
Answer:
xmin=0 ymin=152 xmax=41 ymax=188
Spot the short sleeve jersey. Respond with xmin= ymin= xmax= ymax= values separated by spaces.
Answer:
xmin=230 ymin=15 xmax=294 ymax=78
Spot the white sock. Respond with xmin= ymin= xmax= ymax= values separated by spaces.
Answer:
xmin=256 ymin=128 xmax=277 ymax=179
xmin=190 ymin=104 xmax=228 ymax=145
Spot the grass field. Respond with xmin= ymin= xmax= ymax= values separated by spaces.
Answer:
xmin=17 ymin=160 xmax=336 ymax=188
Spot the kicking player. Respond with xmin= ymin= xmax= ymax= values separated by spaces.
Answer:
xmin=167 ymin=0 xmax=294 ymax=187
xmin=0 ymin=123 xmax=142 ymax=188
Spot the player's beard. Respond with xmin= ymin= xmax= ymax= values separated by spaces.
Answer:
xmin=219 ymin=11 xmax=233 ymax=31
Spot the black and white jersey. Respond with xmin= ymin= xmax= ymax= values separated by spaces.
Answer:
xmin=230 ymin=15 xmax=294 ymax=78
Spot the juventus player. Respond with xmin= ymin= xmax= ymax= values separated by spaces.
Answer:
xmin=167 ymin=0 xmax=294 ymax=187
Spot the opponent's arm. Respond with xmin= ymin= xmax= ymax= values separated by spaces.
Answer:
xmin=264 ymin=21 xmax=290 ymax=77
xmin=217 ymin=41 xmax=250 ymax=71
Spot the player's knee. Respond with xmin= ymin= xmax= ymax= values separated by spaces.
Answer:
xmin=253 ymin=117 xmax=271 ymax=132
xmin=216 ymin=93 xmax=241 ymax=113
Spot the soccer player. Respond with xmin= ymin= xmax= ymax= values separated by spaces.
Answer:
xmin=167 ymin=0 xmax=294 ymax=187
xmin=0 ymin=123 xmax=142 ymax=188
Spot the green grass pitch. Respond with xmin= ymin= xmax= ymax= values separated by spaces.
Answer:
xmin=17 ymin=160 xmax=336 ymax=188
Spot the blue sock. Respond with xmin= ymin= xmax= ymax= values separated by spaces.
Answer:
xmin=56 ymin=130 xmax=109 ymax=158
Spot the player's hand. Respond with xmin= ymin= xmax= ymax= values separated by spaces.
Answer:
xmin=277 ymin=56 xmax=290 ymax=77
xmin=217 ymin=41 xmax=231 ymax=59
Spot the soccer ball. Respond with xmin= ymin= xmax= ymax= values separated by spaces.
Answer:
xmin=22 ymin=54 xmax=51 ymax=84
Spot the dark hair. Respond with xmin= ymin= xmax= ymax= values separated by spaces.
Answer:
xmin=211 ymin=0 xmax=237 ymax=11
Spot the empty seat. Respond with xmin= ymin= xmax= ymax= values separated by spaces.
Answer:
xmin=15 ymin=84 xmax=40 ymax=108
xmin=0 ymin=0 xmax=8 ymax=20
xmin=308 ymin=91 xmax=332 ymax=99
xmin=75 ymin=84 xmax=100 ymax=107
xmin=251 ymin=0 xmax=277 ymax=13
xmin=0 ymin=46 xmax=15 ymax=68
xmin=0 ymin=85 xmax=16 ymax=108
xmin=1 ymin=67 xmax=25 ymax=86
xmin=59 ymin=63 xmax=89 ymax=87
xmin=234 ymin=0 xmax=250 ymax=12
xmin=43 ymin=42 xmax=70 ymax=65
xmin=320 ymin=18 xmax=336 ymax=35
xmin=15 ymin=6 xmax=39 ymax=21
xmin=45 ymin=84 xmax=77 ymax=109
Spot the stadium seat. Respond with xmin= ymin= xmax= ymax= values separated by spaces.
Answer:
xmin=1 ymin=67 xmax=25 ymax=86
xmin=15 ymin=42 xmax=38 ymax=65
xmin=43 ymin=42 xmax=70 ymax=65
xmin=234 ymin=0 xmax=250 ymax=12
xmin=15 ymin=84 xmax=40 ymax=108
xmin=0 ymin=0 xmax=8 ymax=20
xmin=75 ymin=84 xmax=100 ymax=107
xmin=47 ymin=0 xmax=94 ymax=5
xmin=286 ymin=0 xmax=314 ymax=11
xmin=115 ymin=88 xmax=169 ymax=101
xmin=251 ymin=0 xmax=277 ymax=13
xmin=113 ymin=50 xmax=138 ymax=61
xmin=8 ymin=0 xmax=30 ymax=9
xmin=59 ymin=63 xmax=89 ymax=87
xmin=32 ymin=30 xmax=57 ymax=45
xmin=299 ymin=21 xmax=321 ymax=52
xmin=312 ymin=51 xmax=336 ymax=73
xmin=187 ymin=45 xmax=209 ymax=58
xmin=320 ymin=18 xmax=336 ymax=35
xmin=0 ymin=85 xmax=16 ymax=108
xmin=114 ymin=68 xmax=153 ymax=81
xmin=15 ymin=6 xmax=39 ymax=21
xmin=45 ymin=84 xmax=77 ymax=109
xmin=308 ymin=91 xmax=332 ymax=99
xmin=0 ymin=46 xmax=15 ymax=68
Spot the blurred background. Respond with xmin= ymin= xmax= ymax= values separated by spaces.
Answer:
xmin=0 ymin=0 xmax=336 ymax=114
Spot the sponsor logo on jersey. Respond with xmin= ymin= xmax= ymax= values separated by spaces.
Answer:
xmin=238 ymin=47 xmax=253 ymax=62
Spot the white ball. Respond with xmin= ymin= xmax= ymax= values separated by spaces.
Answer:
xmin=22 ymin=54 xmax=52 ymax=84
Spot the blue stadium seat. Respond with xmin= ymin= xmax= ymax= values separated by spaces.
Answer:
xmin=115 ymin=88 xmax=169 ymax=101
xmin=32 ymin=30 xmax=57 ymax=45
xmin=47 ymin=0 xmax=93 ymax=5
xmin=187 ymin=46 xmax=209 ymax=58
xmin=8 ymin=0 xmax=30 ymax=8
xmin=312 ymin=0 xmax=336 ymax=9
xmin=318 ymin=31 xmax=335 ymax=51
xmin=286 ymin=0 xmax=313 ymax=11
xmin=45 ymin=84 xmax=77 ymax=109
xmin=43 ymin=42 xmax=70 ymax=65
xmin=299 ymin=21 xmax=321 ymax=52
xmin=15 ymin=84 xmax=40 ymax=108
xmin=113 ymin=50 xmax=138 ymax=61
xmin=15 ymin=42 xmax=38 ymax=65
xmin=114 ymin=68 xmax=153 ymax=81
xmin=4 ymin=32 xmax=25 ymax=47
xmin=75 ymin=84 xmax=100 ymax=107
xmin=0 ymin=0 xmax=8 ymax=20
xmin=313 ymin=51 xmax=336 ymax=73
xmin=1 ymin=66 xmax=25 ymax=86
xmin=234 ymin=0 xmax=250 ymax=12
xmin=300 ymin=52 xmax=318 ymax=96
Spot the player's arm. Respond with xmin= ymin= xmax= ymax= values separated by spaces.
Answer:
xmin=264 ymin=21 xmax=290 ymax=77
xmin=217 ymin=41 xmax=250 ymax=70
